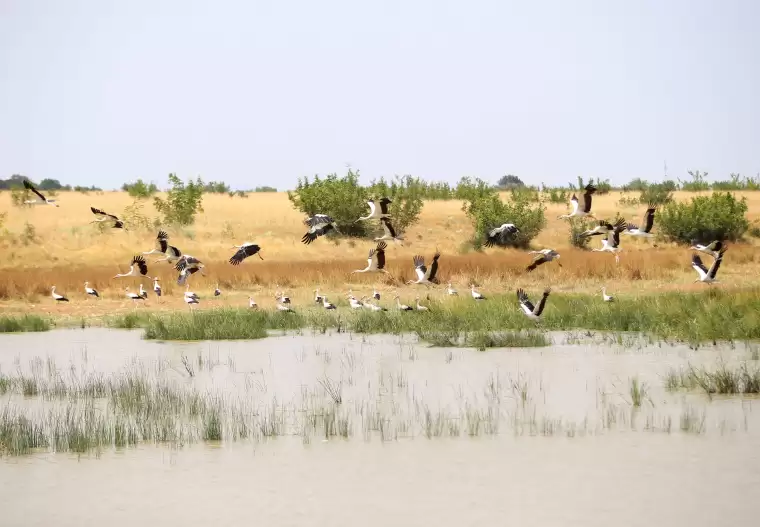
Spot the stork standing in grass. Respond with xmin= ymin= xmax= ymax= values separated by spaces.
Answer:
xmin=301 ymin=215 xmax=341 ymax=245
xmin=24 ymin=180 xmax=58 ymax=207
xmin=415 ymin=296 xmax=429 ymax=311
xmin=139 ymin=283 xmax=148 ymax=299
xmin=623 ymin=204 xmax=657 ymax=238
xmin=114 ymin=255 xmax=152 ymax=280
xmin=184 ymin=293 xmax=199 ymax=309
xmin=517 ymin=288 xmax=551 ymax=322
xmin=690 ymin=240 xmax=724 ymax=260
xmin=601 ymin=287 xmax=614 ymax=302
xmin=374 ymin=217 xmax=404 ymax=244
xmin=484 ymin=223 xmax=520 ymax=248
xmin=348 ymin=295 xmax=364 ymax=309
xmin=175 ymin=255 xmax=205 ymax=285
xmin=248 ymin=296 xmax=258 ymax=309
xmin=214 ymin=284 xmax=221 ymax=297
xmin=407 ymin=250 xmax=441 ymax=286
xmin=526 ymin=249 xmax=561 ymax=272
xmin=395 ymin=295 xmax=413 ymax=311
xmin=362 ymin=297 xmax=386 ymax=311
xmin=84 ymin=281 xmax=99 ymax=298
xmin=558 ymin=184 xmax=597 ymax=219
xmin=229 ymin=243 xmax=263 ymax=265
xmin=274 ymin=286 xmax=291 ymax=304
xmin=143 ymin=230 xmax=182 ymax=264
xmin=153 ymin=278 xmax=162 ymax=299
xmin=322 ymin=296 xmax=337 ymax=310
xmin=447 ymin=283 xmax=458 ymax=296
xmin=184 ymin=285 xmax=200 ymax=303
xmin=470 ymin=284 xmax=486 ymax=300
xmin=51 ymin=286 xmax=69 ymax=302
xmin=125 ymin=287 xmax=145 ymax=304
xmin=89 ymin=207 xmax=124 ymax=229
xmin=355 ymin=197 xmax=392 ymax=222
xmin=351 ymin=241 xmax=389 ymax=274
xmin=314 ymin=289 xmax=323 ymax=304
xmin=691 ymin=246 xmax=727 ymax=284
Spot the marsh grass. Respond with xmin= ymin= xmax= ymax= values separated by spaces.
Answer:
xmin=0 ymin=314 xmax=50 ymax=333
xmin=664 ymin=363 xmax=760 ymax=394
xmin=464 ymin=331 xmax=549 ymax=350
xmin=106 ymin=287 xmax=760 ymax=343
xmin=629 ymin=377 xmax=649 ymax=407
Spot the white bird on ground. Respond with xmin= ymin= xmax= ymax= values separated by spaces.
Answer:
xmin=361 ymin=296 xmax=384 ymax=311
xmin=689 ymin=240 xmax=724 ymax=260
xmin=623 ymin=204 xmax=657 ymax=238
xmin=301 ymin=215 xmax=341 ymax=245
xmin=348 ymin=296 xmax=364 ymax=309
xmin=89 ymin=207 xmax=124 ymax=229
xmin=415 ymin=296 xmax=429 ymax=311
xmin=229 ymin=242 xmax=263 ymax=265
xmin=558 ymin=184 xmax=597 ymax=219
xmin=601 ymin=287 xmax=614 ymax=302
xmin=276 ymin=302 xmax=293 ymax=312
xmin=175 ymin=255 xmax=205 ymax=285
xmin=394 ymin=295 xmax=413 ymax=311
xmin=517 ymin=288 xmax=551 ymax=322
xmin=447 ymin=283 xmax=458 ymax=296
xmin=322 ymin=296 xmax=337 ymax=310
xmin=143 ymin=230 xmax=182 ymax=264
xmin=214 ymin=284 xmax=221 ymax=297
xmin=248 ymin=296 xmax=258 ymax=309
xmin=84 ymin=281 xmax=99 ymax=298
xmin=526 ymin=249 xmax=561 ymax=272
xmin=184 ymin=294 xmax=199 ymax=309
xmin=114 ymin=255 xmax=152 ymax=280
xmin=125 ymin=287 xmax=145 ymax=303
xmin=374 ymin=217 xmax=404 ymax=243
xmin=692 ymin=247 xmax=727 ymax=284
xmin=314 ymin=289 xmax=323 ymax=304
xmin=274 ymin=286 xmax=291 ymax=304
xmin=406 ymin=251 xmax=441 ymax=286
xmin=484 ymin=223 xmax=520 ymax=248
xmin=351 ymin=241 xmax=388 ymax=274
xmin=153 ymin=278 xmax=162 ymax=298
xmin=184 ymin=285 xmax=199 ymax=301
xmin=372 ymin=288 xmax=381 ymax=301
xmin=51 ymin=286 xmax=69 ymax=302
xmin=470 ymin=284 xmax=486 ymax=300
xmin=139 ymin=283 xmax=148 ymax=299
xmin=355 ymin=197 xmax=392 ymax=222
xmin=23 ymin=180 xmax=58 ymax=207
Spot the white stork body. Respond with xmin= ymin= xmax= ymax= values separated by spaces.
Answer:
xmin=526 ymin=249 xmax=561 ymax=272
xmin=51 ymin=286 xmax=69 ymax=302
xmin=692 ymin=247 xmax=727 ymax=284
xmin=372 ymin=288 xmax=381 ymax=301
xmin=276 ymin=302 xmax=293 ymax=312
xmin=125 ymin=287 xmax=145 ymax=302
xmin=144 ymin=230 xmax=182 ymax=263
xmin=395 ymin=295 xmax=413 ymax=311
xmin=249 ymin=296 xmax=258 ymax=309
xmin=302 ymin=215 xmax=341 ymax=245
xmin=184 ymin=294 xmax=199 ymax=308
xmin=355 ymin=197 xmax=392 ymax=222
xmin=90 ymin=207 xmax=124 ymax=229
xmin=153 ymin=279 xmax=162 ymax=298
xmin=184 ymin=285 xmax=199 ymax=301
xmin=322 ymin=297 xmax=337 ymax=310
xmin=484 ymin=223 xmax=520 ymax=248
xmin=314 ymin=289 xmax=323 ymax=304
xmin=592 ymin=225 xmax=624 ymax=263
xmin=558 ymin=184 xmax=597 ymax=219
xmin=214 ymin=284 xmax=221 ymax=297
xmin=624 ymin=204 xmax=657 ymax=238
xmin=517 ymin=288 xmax=551 ymax=322
xmin=351 ymin=241 xmax=388 ymax=274
xmin=114 ymin=255 xmax=152 ymax=280
xmin=690 ymin=240 xmax=724 ymax=260
xmin=601 ymin=287 xmax=614 ymax=302
xmin=84 ymin=282 xmax=99 ymax=298
xmin=229 ymin=242 xmax=263 ymax=265
xmin=362 ymin=297 xmax=386 ymax=311
xmin=407 ymin=251 xmax=441 ymax=286
xmin=23 ymin=180 xmax=58 ymax=207
xmin=447 ymin=283 xmax=458 ymax=296
xmin=470 ymin=285 xmax=485 ymax=300
xmin=415 ymin=296 xmax=429 ymax=311
xmin=374 ymin=217 xmax=404 ymax=243
xmin=348 ymin=296 xmax=364 ymax=309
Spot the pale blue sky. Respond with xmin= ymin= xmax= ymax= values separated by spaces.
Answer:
xmin=1 ymin=0 xmax=758 ymax=190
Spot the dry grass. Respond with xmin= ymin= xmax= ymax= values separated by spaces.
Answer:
xmin=1 ymin=190 xmax=759 ymax=317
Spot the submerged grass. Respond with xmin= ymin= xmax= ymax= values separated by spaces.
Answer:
xmin=665 ymin=362 xmax=760 ymax=394
xmin=106 ymin=287 xmax=760 ymax=343
xmin=0 ymin=314 xmax=50 ymax=333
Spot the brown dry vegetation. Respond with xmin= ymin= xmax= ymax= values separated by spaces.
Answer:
xmin=1 ymin=189 xmax=759 ymax=318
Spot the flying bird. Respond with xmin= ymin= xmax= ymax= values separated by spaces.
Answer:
xmin=114 ymin=255 xmax=152 ymax=280
xmin=374 ymin=217 xmax=404 ymax=243
xmin=689 ymin=240 xmax=724 ymax=260
xmin=51 ymin=286 xmax=69 ymax=302
xmin=350 ymin=241 xmax=389 ymax=274
xmin=23 ymin=180 xmax=58 ymax=207
xmin=355 ymin=197 xmax=392 ymax=222
xmin=624 ymin=204 xmax=657 ymax=238
xmin=558 ymin=184 xmax=597 ymax=219
xmin=143 ymin=230 xmax=182 ymax=263
xmin=691 ymin=247 xmax=727 ymax=284
xmin=301 ymin=215 xmax=341 ymax=245
xmin=406 ymin=250 xmax=441 ymax=286
xmin=526 ymin=249 xmax=561 ymax=272
xmin=592 ymin=223 xmax=625 ymax=263
xmin=580 ymin=217 xmax=626 ymax=238
xmin=517 ymin=288 xmax=551 ymax=322
xmin=229 ymin=242 xmax=263 ymax=265
xmin=484 ymin=223 xmax=520 ymax=248
xmin=175 ymin=255 xmax=205 ymax=285
xmin=84 ymin=281 xmax=99 ymax=298
xmin=89 ymin=207 xmax=124 ymax=229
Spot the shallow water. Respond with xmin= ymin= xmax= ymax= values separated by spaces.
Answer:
xmin=1 ymin=328 xmax=759 ymax=526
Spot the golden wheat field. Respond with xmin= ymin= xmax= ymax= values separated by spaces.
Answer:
xmin=1 ymin=189 xmax=759 ymax=318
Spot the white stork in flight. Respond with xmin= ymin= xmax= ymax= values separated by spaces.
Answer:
xmin=143 ymin=230 xmax=182 ymax=264
xmin=374 ymin=217 xmax=404 ymax=244
xmin=114 ymin=255 xmax=152 ymax=280
xmin=592 ymin=222 xmax=626 ymax=263
xmin=526 ymin=249 xmax=561 ymax=272
xmin=355 ymin=197 xmax=392 ymax=222
xmin=229 ymin=242 xmax=263 ymax=265
xmin=692 ymin=246 xmax=727 ymax=284
xmin=484 ymin=223 xmax=520 ymax=248
xmin=517 ymin=288 xmax=551 ymax=322
xmin=407 ymin=250 xmax=441 ymax=286
xmin=624 ymin=204 xmax=657 ymax=238
xmin=689 ymin=240 xmax=724 ymax=260
xmin=580 ymin=217 xmax=626 ymax=238
xmin=351 ymin=241 xmax=388 ymax=274
xmin=51 ymin=286 xmax=69 ymax=302
xmin=558 ymin=184 xmax=597 ymax=219
xmin=90 ymin=207 xmax=124 ymax=229
xmin=175 ymin=255 xmax=205 ymax=285
xmin=23 ymin=180 xmax=58 ymax=207
xmin=301 ymin=215 xmax=341 ymax=245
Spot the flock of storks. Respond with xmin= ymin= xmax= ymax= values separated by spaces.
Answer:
xmin=19 ymin=178 xmax=729 ymax=322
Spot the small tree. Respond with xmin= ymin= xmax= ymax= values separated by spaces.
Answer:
xmin=153 ymin=174 xmax=205 ymax=226
xmin=657 ymin=192 xmax=749 ymax=244
xmin=639 ymin=183 xmax=674 ymax=205
xmin=122 ymin=179 xmax=158 ymax=199
xmin=568 ymin=218 xmax=594 ymax=249
xmin=204 ymin=181 xmax=230 ymax=193
xmin=496 ymin=174 xmax=524 ymax=189
xmin=465 ymin=193 xmax=546 ymax=250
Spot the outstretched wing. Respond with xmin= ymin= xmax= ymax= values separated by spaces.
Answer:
xmin=643 ymin=207 xmax=656 ymax=232
xmin=302 ymin=223 xmax=334 ymax=245
xmin=709 ymin=247 xmax=728 ymax=278
xmin=413 ymin=255 xmax=427 ymax=281
xmin=131 ymin=255 xmax=149 ymax=276
xmin=691 ymin=254 xmax=708 ymax=279
xmin=582 ymin=184 xmax=597 ymax=213
xmin=229 ymin=245 xmax=259 ymax=265
xmin=426 ymin=252 xmax=441 ymax=281
xmin=91 ymin=207 xmax=120 ymax=221
xmin=380 ymin=217 xmax=397 ymax=238
xmin=305 ymin=214 xmax=334 ymax=227
xmin=378 ymin=197 xmax=392 ymax=215
xmin=569 ymin=195 xmax=579 ymax=215
xmin=526 ymin=255 xmax=547 ymax=272
xmin=156 ymin=230 xmax=169 ymax=253
xmin=366 ymin=200 xmax=377 ymax=217
xmin=375 ymin=242 xmax=387 ymax=269
xmin=534 ymin=289 xmax=551 ymax=316
xmin=516 ymin=288 xmax=535 ymax=311
xmin=24 ymin=180 xmax=47 ymax=201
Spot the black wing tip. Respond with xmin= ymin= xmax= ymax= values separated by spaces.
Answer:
xmin=23 ymin=179 xmax=33 ymax=189
xmin=585 ymin=184 xmax=597 ymax=193
xmin=376 ymin=241 xmax=388 ymax=250
xmin=543 ymin=288 xmax=551 ymax=296
xmin=157 ymin=230 xmax=169 ymax=239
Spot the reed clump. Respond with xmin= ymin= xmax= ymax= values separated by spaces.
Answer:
xmin=0 ymin=314 xmax=50 ymax=333
xmin=665 ymin=363 xmax=760 ymax=394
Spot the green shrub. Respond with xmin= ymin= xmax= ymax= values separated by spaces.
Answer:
xmin=510 ymin=186 xmax=540 ymax=203
xmin=657 ymin=192 xmax=749 ymax=244
xmin=203 ymin=181 xmax=230 ymax=193
xmin=640 ymin=183 xmax=674 ymax=205
xmin=711 ymin=173 xmax=760 ymax=191
xmin=568 ymin=217 xmax=594 ymax=249
xmin=254 ymin=186 xmax=277 ymax=193
xmin=366 ymin=175 xmax=425 ymax=235
xmin=122 ymin=179 xmax=158 ymax=199
xmin=496 ymin=174 xmax=524 ymax=189
xmin=455 ymin=177 xmax=495 ymax=203
xmin=541 ymin=185 xmax=570 ymax=204
xmin=679 ymin=170 xmax=710 ymax=191
xmin=623 ymin=178 xmax=650 ymax=192
xmin=418 ymin=181 xmax=454 ymax=200
xmin=464 ymin=192 xmax=546 ymax=249
xmin=153 ymin=174 xmax=205 ymax=226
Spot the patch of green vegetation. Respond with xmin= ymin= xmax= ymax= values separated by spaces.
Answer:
xmin=464 ymin=330 xmax=549 ymax=350
xmin=666 ymin=363 xmax=760 ymax=395
xmin=0 ymin=314 xmax=51 ymax=333
xmin=657 ymin=192 xmax=749 ymax=243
